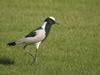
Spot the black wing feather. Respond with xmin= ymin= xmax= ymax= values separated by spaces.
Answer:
xmin=25 ymin=27 xmax=42 ymax=37
xmin=25 ymin=31 xmax=36 ymax=37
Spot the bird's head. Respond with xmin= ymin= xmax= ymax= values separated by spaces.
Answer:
xmin=44 ymin=16 xmax=59 ymax=25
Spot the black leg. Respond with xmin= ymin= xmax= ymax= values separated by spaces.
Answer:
xmin=23 ymin=45 xmax=34 ymax=60
xmin=32 ymin=49 xmax=38 ymax=63
xmin=23 ymin=45 xmax=38 ymax=63
xmin=23 ymin=45 xmax=28 ymax=50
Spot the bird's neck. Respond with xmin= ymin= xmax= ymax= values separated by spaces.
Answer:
xmin=41 ymin=22 xmax=52 ymax=36
xmin=42 ymin=22 xmax=47 ymax=30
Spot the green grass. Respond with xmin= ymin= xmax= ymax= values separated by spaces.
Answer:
xmin=0 ymin=0 xmax=100 ymax=75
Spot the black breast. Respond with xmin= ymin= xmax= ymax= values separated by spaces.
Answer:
xmin=45 ymin=23 xmax=52 ymax=37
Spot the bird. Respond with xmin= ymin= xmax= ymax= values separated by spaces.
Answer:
xmin=7 ymin=16 xmax=58 ymax=63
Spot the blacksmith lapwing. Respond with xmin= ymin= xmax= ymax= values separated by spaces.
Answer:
xmin=7 ymin=16 xmax=58 ymax=63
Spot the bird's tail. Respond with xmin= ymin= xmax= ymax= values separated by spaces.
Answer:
xmin=7 ymin=38 xmax=26 ymax=46
xmin=7 ymin=41 xmax=16 ymax=46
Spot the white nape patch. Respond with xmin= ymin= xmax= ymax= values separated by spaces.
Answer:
xmin=42 ymin=22 xmax=47 ymax=30
xmin=36 ymin=41 xmax=41 ymax=49
xmin=49 ymin=16 xmax=55 ymax=21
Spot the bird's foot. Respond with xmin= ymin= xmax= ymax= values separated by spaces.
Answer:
xmin=32 ymin=57 xmax=37 ymax=64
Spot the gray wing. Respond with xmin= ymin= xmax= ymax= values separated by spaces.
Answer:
xmin=25 ymin=27 xmax=42 ymax=37
xmin=25 ymin=31 xmax=36 ymax=37
xmin=16 ymin=29 xmax=45 ymax=45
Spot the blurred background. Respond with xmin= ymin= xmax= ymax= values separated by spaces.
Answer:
xmin=0 ymin=0 xmax=100 ymax=75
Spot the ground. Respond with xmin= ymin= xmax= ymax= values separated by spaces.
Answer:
xmin=0 ymin=0 xmax=100 ymax=75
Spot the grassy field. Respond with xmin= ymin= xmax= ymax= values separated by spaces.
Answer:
xmin=0 ymin=0 xmax=100 ymax=75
